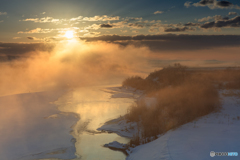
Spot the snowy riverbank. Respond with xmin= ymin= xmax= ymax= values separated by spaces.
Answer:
xmin=99 ymin=89 xmax=240 ymax=160
xmin=3 ymin=86 xmax=239 ymax=160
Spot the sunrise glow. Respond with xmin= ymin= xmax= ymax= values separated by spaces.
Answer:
xmin=64 ymin=30 xmax=74 ymax=39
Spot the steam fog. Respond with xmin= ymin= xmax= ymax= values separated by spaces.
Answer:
xmin=1 ymin=38 xmax=240 ymax=97
xmin=0 ymin=39 xmax=153 ymax=96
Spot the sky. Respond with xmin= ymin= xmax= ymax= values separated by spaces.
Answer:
xmin=1 ymin=0 xmax=240 ymax=42
xmin=1 ymin=0 xmax=240 ymax=95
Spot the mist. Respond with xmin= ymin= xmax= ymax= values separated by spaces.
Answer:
xmin=1 ymin=38 xmax=240 ymax=96
xmin=0 ymin=39 xmax=153 ymax=96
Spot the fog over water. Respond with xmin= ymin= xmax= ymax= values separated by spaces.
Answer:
xmin=0 ymin=39 xmax=152 ymax=97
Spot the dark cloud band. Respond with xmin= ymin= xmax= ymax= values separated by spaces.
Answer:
xmin=0 ymin=42 xmax=54 ymax=61
xmin=201 ymin=16 xmax=240 ymax=28
xmin=80 ymin=34 xmax=240 ymax=51
xmin=187 ymin=0 xmax=240 ymax=9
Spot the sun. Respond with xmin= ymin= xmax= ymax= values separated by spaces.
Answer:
xmin=64 ymin=30 xmax=74 ymax=39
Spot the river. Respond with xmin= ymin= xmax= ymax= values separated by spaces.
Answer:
xmin=55 ymin=85 xmax=137 ymax=160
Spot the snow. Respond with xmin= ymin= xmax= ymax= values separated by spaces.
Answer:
xmin=102 ymin=86 xmax=143 ymax=99
xmin=104 ymin=141 xmax=128 ymax=150
xmin=97 ymin=117 xmax=138 ymax=138
xmin=97 ymin=87 xmax=157 ymax=138
xmin=127 ymin=89 xmax=240 ymax=160
xmin=111 ymin=93 xmax=134 ymax=98
xmin=0 ymin=90 xmax=78 ymax=160
xmin=18 ymin=146 xmax=76 ymax=160
xmin=97 ymin=86 xmax=144 ymax=138
xmin=98 ymin=89 xmax=240 ymax=160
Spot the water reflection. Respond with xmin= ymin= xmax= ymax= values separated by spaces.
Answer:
xmin=55 ymin=85 xmax=134 ymax=160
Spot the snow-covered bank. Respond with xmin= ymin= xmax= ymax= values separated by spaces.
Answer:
xmin=97 ymin=86 xmax=144 ymax=139
xmin=104 ymin=141 xmax=128 ymax=150
xmin=103 ymin=141 xmax=129 ymax=155
xmin=97 ymin=117 xmax=138 ymax=138
xmin=98 ymin=89 xmax=240 ymax=160
xmin=0 ymin=90 xmax=78 ymax=160
xmin=127 ymin=89 xmax=240 ymax=160
xmin=101 ymin=86 xmax=143 ymax=99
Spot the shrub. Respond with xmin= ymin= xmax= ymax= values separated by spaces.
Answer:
xmin=146 ymin=63 xmax=189 ymax=87
xmin=124 ymin=65 xmax=240 ymax=145
xmin=122 ymin=63 xmax=190 ymax=91
xmin=126 ymin=81 xmax=220 ymax=139
xmin=122 ymin=76 xmax=146 ymax=90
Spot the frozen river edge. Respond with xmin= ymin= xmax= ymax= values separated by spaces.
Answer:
xmin=0 ymin=90 xmax=79 ymax=160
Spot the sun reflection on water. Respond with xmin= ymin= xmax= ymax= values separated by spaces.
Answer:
xmin=54 ymin=85 xmax=134 ymax=160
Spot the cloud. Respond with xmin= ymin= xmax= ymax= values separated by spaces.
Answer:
xmin=149 ymin=20 xmax=161 ymax=23
xmin=164 ymin=27 xmax=195 ymax=32
xmin=22 ymin=17 xmax=61 ymax=23
xmin=184 ymin=22 xmax=200 ymax=26
xmin=79 ymin=34 xmax=240 ymax=51
xmin=198 ymin=16 xmax=214 ymax=22
xmin=84 ymin=22 xmax=124 ymax=30
xmin=132 ymin=30 xmax=139 ymax=33
xmin=111 ymin=21 xmax=127 ymax=28
xmin=82 ymin=32 xmax=101 ymax=37
xmin=149 ymin=22 xmax=198 ymax=32
xmin=100 ymin=24 xmax=113 ymax=28
xmin=184 ymin=2 xmax=192 ymax=8
xmin=18 ymin=27 xmax=81 ymax=42
xmin=148 ymin=28 xmax=159 ymax=32
xmin=154 ymin=11 xmax=164 ymax=14
xmin=120 ymin=30 xmax=128 ymax=33
xmin=84 ymin=22 xmax=124 ymax=32
xmin=128 ymin=23 xmax=144 ymax=29
xmin=81 ymin=15 xmax=120 ymax=21
xmin=124 ymin=17 xmax=143 ymax=22
xmin=13 ymin=37 xmax=21 ymax=40
xmin=201 ymin=15 xmax=240 ymax=28
xmin=84 ymin=24 xmax=101 ymax=30
xmin=198 ymin=15 xmax=228 ymax=22
xmin=150 ymin=23 xmax=163 ymax=28
xmin=195 ymin=0 xmax=215 ymax=6
xmin=229 ymin=12 xmax=237 ymax=16
xmin=0 ymin=12 xmax=7 ymax=15
xmin=27 ymin=37 xmax=34 ymax=40
xmin=26 ymin=37 xmax=42 ymax=41
xmin=142 ymin=20 xmax=149 ymax=23
xmin=69 ymin=16 xmax=83 ymax=22
xmin=17 ymin=28 xmax=81 ymax=42
xmin=21 ymin=15 xmax=120 ymax=25
xmin=18 ymin=28 xmax=54 ymax=34
xmin=186 ymin=0 xmax=240 ymax=9
xmin=0 ymin=42 xmax=54 ymax=57
xmin=216 ymin=1 xmax=233 ymax=7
